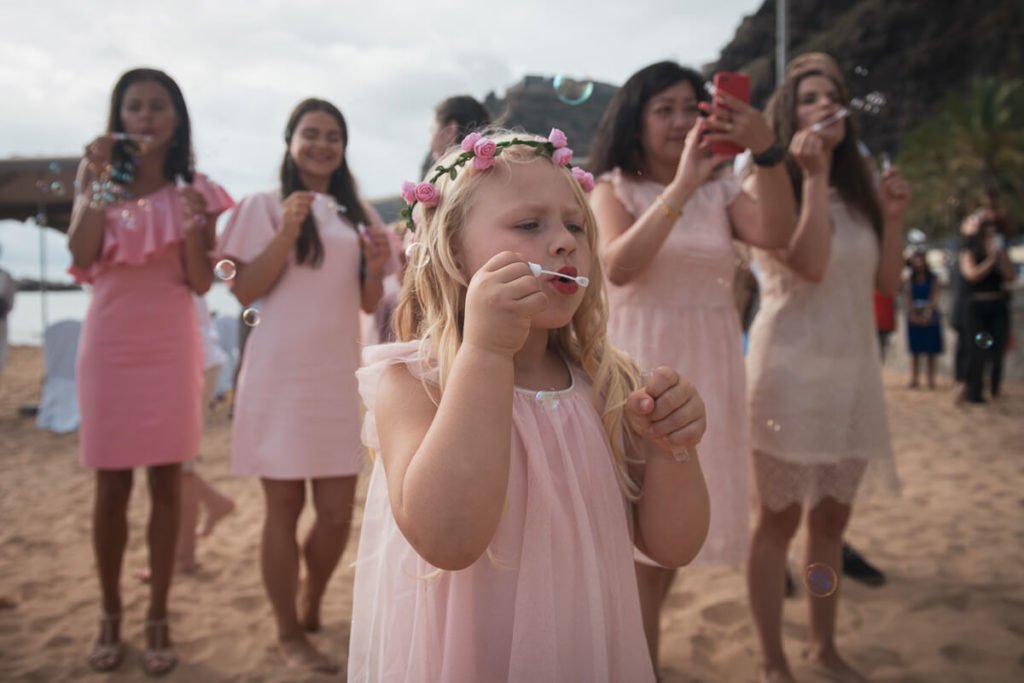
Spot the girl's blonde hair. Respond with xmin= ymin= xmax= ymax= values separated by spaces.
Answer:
xmin=394 ymin=129 xmax=645 ymax=498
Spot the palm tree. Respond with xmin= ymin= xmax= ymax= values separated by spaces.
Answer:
xmin=898 ymin=77 xmax=1024 ymax=236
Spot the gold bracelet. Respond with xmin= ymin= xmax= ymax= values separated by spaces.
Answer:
xmin=655 ymin=194 xmax=682 ymax=220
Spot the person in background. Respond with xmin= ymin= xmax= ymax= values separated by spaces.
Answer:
xmin=874 ymin=289 xmax=896 ymax=363
xmin=904 ymin=250 xmax=944 ymax=389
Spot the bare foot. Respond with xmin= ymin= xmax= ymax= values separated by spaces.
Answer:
xmin=806 ymin=650 xmax=869 ymax=683
xmin=198 ymin=497 xmax=236 ymax=538
xmin=279 ymin=636 xmax=338 ymax=674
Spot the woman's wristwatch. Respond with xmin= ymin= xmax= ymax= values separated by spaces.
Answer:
xmin=752 ymin=144 xmax=785 ymax=167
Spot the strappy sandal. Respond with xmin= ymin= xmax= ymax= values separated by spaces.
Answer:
xmin=141 ymin=618 xmax=178 ymax=677
xmin=87 ymin=612 xmax=124 ymax=672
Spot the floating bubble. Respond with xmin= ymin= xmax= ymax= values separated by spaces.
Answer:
xmin=907 ymin=228 xmax=926 ymax=244
xmin=242 ymin=308 xmax=261 ymax=327
xmin=553 ymin=74 xmax=594 ymax=106
xmin=119 ymin=209 xmax=135 ymax=230
xmin=403 ymin=242 xmax=431 ymax=269
xmin=853 ymin=65 xmax=869 ymax=76
xmin=704 ymin=81 xmax=716 ymax=96
xmin=48 ymin=161 xmax=62 ymax=174
xmin=766 ymin=419 xmax=782 ymax=432
xmin=804 ymin=563 xmax=838 ymax=597
xmin=35 ymin=179 xmax=48 ymax=192
xmin=138 ymin=198 xmax=148 ymax=210
xmin=535 ymin=390 xmax=561 ymax=410
xmin=49 ymin=181 xmax=66 ymax=196
xmin=34 ymin=212 xmax=47 ymax=226
xmin=214 ymin=259 xmax=237 ymax=281
xmin=974 ymin=332 xmax=994 ymax=350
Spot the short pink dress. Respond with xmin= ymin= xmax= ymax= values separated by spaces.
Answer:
xmin=220 ymin=191 xmax=382 ymax=480
xmin=746 ymin=190 xmax=900 ymax=510
xmin=348 ymin=342 xmax=655 ymax=683
xmin=600 ymin=168 xmax=749 ymax=565
xmin=72 ymin=174 xmax=234 ymax=469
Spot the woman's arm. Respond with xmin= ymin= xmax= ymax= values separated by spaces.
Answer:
xmin=228 ymin=193 xmax=311 ymax=307
xmin=727 ymin=162 xmax=797 ymax=249
xmin=359 ymin=221 xmax=391 ymax=314
xmin=67 ymin=154 xmax=109 ymax=271
xmin=768 ymin=131 xmax=833 ymax=282
xmin=875 ymin=169 xmax=911 ymax=296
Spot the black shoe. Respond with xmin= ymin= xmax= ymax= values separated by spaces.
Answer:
xmin=841 ymin=543 xmax=885 ymax=586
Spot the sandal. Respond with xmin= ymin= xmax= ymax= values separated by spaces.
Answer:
xmin=87 ymin=612 xmax=124 ymax=672
xmin=141 ymin=618 xmax=178 ymax=677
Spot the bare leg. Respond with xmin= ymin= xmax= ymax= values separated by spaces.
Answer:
xmin=260 ymin=478 xmax=337 ymax=674
xmin=301 ymin=476 xmax=358 ymax=633
xmin=195 ymin=473 xmax=236 ymax=537
xmin=806 ymin=497 xmax=867 ymax=683
xmin=634 ymin=563 xmax=676 ymax=672
xmin=926 ymin=355 xmax=937 ymax=390
xmin=145 ymin=464 xmax=181 ymax=621
xmin=176 ymin=469 xmax=200 ymax=571
xmin=748 ymin=502 xmax=803 ymax=683
xmin=89 ymin=469 xmax=133 ymax=669
xmin=908 ymin=355 xmax=919 ymax=388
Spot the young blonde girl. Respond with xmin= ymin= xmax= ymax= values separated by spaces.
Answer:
xmin=348 ymin=129 xmax=711 ymax=681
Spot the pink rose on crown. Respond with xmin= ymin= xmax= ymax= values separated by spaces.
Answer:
xmin=414 ymin=181 xmax=440 ymax=207
xmin=548 ymin=128 xmax=568 ymax=149
xmin=401 ymin=181 xmax=417 ymax=204
xmin=461 ymin=132 xmax=482 ymax=152
xmin=472 ymin=137 xmax=497 ymax=171
xmin=571 ymin=167 xmax=595 ymax=193
xmin=552 ymin=147 xmax=573 ymax=167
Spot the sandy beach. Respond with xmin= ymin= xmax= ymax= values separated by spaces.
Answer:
xmin=1 ymin=343 xmax=1022 ymax=682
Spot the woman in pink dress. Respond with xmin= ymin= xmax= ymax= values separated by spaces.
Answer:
xmin=745 ymin=69 xmax=909 ymax=683
xmin=67 ymin=68 xmax=233 ymax=676
xmin=588 ymin=61 xmax=796 ymax=669
xmin=349 ymin=129 xmax=710 ymax=682
xmin=218 ymin=98 xmax=391 ymax=673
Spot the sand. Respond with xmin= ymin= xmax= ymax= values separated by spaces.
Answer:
xmin=1 ymin=344 xmax=1021 ymax=682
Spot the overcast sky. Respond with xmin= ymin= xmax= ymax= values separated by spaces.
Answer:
xmin=0 ymin=0 xmax=764 ymax=278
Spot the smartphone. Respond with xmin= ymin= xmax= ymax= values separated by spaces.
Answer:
xmin=710 ymin=72 xmax=752 ymax=157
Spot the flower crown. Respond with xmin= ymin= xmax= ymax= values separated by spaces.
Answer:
xmin=400 ymin=128 xmax=596 ymax=232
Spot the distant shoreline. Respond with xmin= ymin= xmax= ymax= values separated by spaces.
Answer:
xmin=15 ymin=279 xmax=81 ymax=292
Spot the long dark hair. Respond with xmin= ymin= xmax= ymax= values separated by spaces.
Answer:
xmin=107 ymin=68 xmax=194 ymax=183
xmin=907 ymin=250 xmax=935 ymax=282
xmin=764 ymin=69 xmax=883 ymax=241
xmin=588 ymin=61 xmax=709 ymax=178
xmin=281 ymin=98 xmax=370 ymax=268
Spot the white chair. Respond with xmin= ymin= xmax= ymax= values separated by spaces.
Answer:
xmin=36 ymin=319 xmax=81 ymax=433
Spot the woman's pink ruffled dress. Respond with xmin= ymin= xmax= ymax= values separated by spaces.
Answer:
xmin=72 ymin=175 xmax=233 ymax=469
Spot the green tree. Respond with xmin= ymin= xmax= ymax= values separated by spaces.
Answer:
xmin=898 ymin=77 xmax=1024 ymax=237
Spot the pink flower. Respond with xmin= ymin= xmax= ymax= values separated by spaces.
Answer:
xmin=401 ymin=181 xmax=417 ymax=204
xmin=548 ymin=128 xmax=568 ymax=149
xmin=461 ymin=132 xmax=482 ymax=152
xmin=572 ymin=167 xmax=595 ymax=193
xmin=552 ymin=147 xmax=574 ymax=167
xmin=414 ymin=182 xmax=440 ymax=207
xmin=472 ymin=137 xmax=497 ymax=171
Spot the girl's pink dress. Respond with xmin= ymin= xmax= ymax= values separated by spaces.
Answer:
xmin=600 ymin=168 xmax=749 ymax=565
xmin=72 ymin=175 xmax=234 ymax=469
xmin=348 ymin=342 xmax=655 ymax=683
xmin=220 ymin=192 xmax=383 ymax=479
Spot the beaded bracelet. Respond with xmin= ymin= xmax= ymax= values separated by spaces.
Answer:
xmin=654 ymin=194 xmax=683 ymax=220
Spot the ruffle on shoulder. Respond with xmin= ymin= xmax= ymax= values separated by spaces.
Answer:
xmin=69 ymin=173 xmax=234 ymax=284
xmin=357 ymin=341 xmax=439 ymax=450
xmin=598 ymin=167 xmax=647 ymax=218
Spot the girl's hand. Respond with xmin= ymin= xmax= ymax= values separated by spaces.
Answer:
xmin=627 ymin=367 xmax=706 ymax=456
xmin=704 ymin=92 xmax=775 ymax=157
xmin=673 ymin=118 xmax=733 ymax=192
xmin=360 ymin=223 xmax=392 ymax=278
xmin=879 ymin=167 xmax=911 ymax=222
xmin=462 ymin=251 xmax=548 ymax=358
xmin=82 ymin=135 xmax=115 ymax=179
xmin=789 ymin=130 xmax=830 ymax=177
xmin=281 ymin=191 xmax=314 ymax=241
xmin=179 ymin=186 xmax=209 ymax=232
